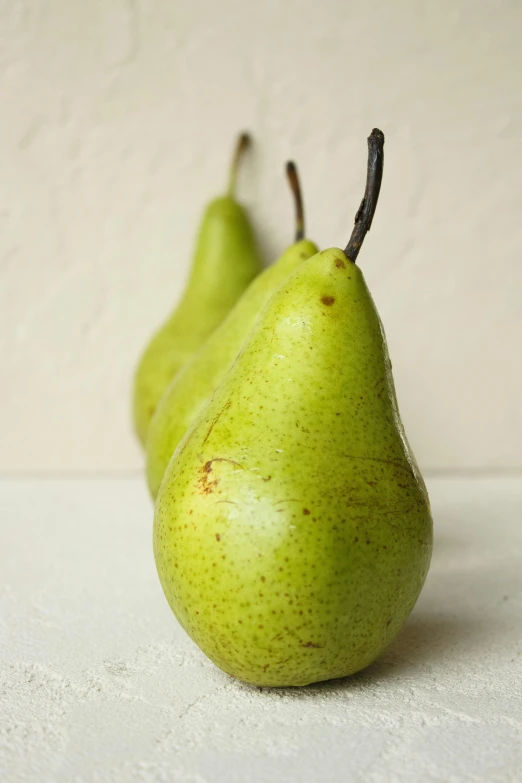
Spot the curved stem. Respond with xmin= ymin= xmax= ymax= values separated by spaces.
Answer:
xmin=286 ymin=161 xmax=305 ymax=242
xmin=227 ymin=132 xmax=252 ymax=197
xmin=345 ymin=128 xmax=385 ymax=263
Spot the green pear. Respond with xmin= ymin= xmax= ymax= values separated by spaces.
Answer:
xmin=154 ymin=130 xmax=432 ymax=687
xmin=146 ymin=162 xmax=318 ymax=499
xmin=132 ymin=133 xmax=263 ymax=447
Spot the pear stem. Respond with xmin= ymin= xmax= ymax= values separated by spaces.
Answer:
xmin=345 ymin=128 xmax=385 ymax=263
xmin=227 ymin=132 xmax=252 ymax=197
xmin=286 ymin=161 xmax=305 ymax=242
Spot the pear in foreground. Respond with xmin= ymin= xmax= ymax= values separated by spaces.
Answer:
xmin=154 ymin=130 xmax=432 ymax=687
xmin=132 ymin=133 xmax=263 ymax=447
xmin=146 ymin=162 xmax=318 ymax=498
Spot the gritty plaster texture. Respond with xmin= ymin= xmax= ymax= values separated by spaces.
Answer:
xmin=1 ymin=476 xmax=521 ymax=781
xmin=1 ymin=1 xmax=522 ymax=472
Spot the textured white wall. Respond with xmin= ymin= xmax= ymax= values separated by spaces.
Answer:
xmin=1 ymin=0 xmax=521 ymax=473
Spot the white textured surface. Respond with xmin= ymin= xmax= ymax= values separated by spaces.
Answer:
xmin=1 ymin=1 xmax=522 ymax=472
xmin=1 ymin=476 xmax=521 ymax=782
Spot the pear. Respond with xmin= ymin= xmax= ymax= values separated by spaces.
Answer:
xmin=146 ymin=161 xmax=318 ymax=499
xmin=154 ymin=130 xmax=433 ymax=687
xmin=132 ymin=133 xmax=263 ymax=447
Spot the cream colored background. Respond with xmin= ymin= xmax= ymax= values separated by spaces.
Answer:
xmin=1 ymin=0 xmax=521 ymax=474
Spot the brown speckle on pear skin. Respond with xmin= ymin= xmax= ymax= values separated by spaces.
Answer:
xmin=198 ymin=461 xmax=219 ymax=495
xmin=321 ymin=296 xmax=336 ymax=306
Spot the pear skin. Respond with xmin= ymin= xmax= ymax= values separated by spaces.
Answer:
xmin=153 ymin=130 xmax=433 ymax=687
xmin=133 ymin=134 xmax=262 ymax=447
xmin=146 ymin=162 xmax=318 ymax=499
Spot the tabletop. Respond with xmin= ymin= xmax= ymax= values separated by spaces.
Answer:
xmin=1 ymin=476 xmax=521 ymax=782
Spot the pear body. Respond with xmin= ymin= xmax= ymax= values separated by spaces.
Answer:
xmin=146 ymin=239 xmax=318 ymax=498
xmin=133 ymin=196 xmax=262 ymax=446
xmin=154 ymin=248 xmax=432 ymax=687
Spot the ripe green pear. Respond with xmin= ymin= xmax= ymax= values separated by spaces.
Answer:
xmin=146 ymin=162 xmax=318 ymax=499
xmin=153 ymin=130 xmax=433 ymax=687
xmin=132 ymin=134 xmax=262 ymax=446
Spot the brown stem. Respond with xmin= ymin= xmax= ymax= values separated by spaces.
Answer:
xmin=345 ymin=128 xmax=385 ymax=263
xmin=286 ymin=161 xmax=305 ymax=242
xmin=227 ymin=132 xmax=252 ymax=197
